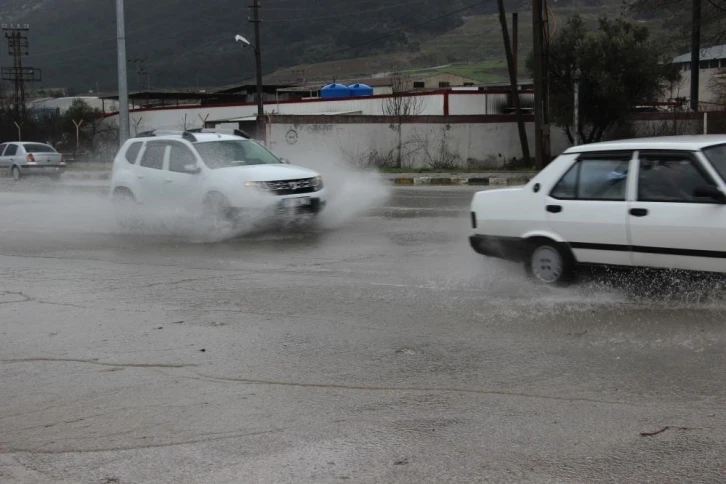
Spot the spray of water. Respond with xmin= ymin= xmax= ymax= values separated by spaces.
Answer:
xmin=0 ymin=153 xmax=391 ymax=243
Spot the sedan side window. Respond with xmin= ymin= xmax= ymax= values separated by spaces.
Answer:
xmin=0 ymin=144 xmax=7 ymax=156
xmin=168 ymin=143 xmax=197 ymax=174
xmin=638 ymin=155 xmax=715 ymax=203
xmin=4 ymin=144 xmax=18 ymax=156
xmin=139 ymin=142 xmax=167 ymax=170
xmin=550 ymin=156 xmax=630 ymax=201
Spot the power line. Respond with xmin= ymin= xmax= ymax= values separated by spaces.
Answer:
xmin=27 ymin=2 xmax=236 ymax=60
xmin=310 ymin=2 xmax=480 ymax=62
xmin=264 ymin=0 xmax=431 ymax=21
xmin=219 ymin=2 xmax=481 ymax=86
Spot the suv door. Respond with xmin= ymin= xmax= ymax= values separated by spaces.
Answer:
xmin=136 ymin=141 xmax=170 ymax=205
xmin=629 ymin=150 xmax=726 ymax=272
xmin=163 ymin=141 xmax=204 ymax=210
xmin=546 ymin=152 xmax=634 ymax=266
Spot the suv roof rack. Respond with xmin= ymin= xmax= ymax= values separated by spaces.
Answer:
xmin=133 ymin=129 xmax=197 ymax=142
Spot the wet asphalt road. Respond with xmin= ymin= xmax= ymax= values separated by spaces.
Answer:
xmin=0 ymin=183 xmax=725 ymax=483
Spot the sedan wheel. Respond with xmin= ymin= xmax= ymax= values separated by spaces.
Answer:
xmin=528 ymin=242 xmax=574 ymax=285
xmin=11 ymin=166 xmax=21 ymax=181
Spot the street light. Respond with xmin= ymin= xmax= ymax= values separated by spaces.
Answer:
xmin=572 ymin=67 xmax=581 ymax=146
xmin=234 ymin=34 xmax=251 ymax=47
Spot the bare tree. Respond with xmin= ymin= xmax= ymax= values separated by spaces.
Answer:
xmin=382 ymin=76 xmax=424 ymax=117
xmin=708 ymin=68 xmax=726 ymax=107
xmin=382 ymin=75 xmax=424 ymax=168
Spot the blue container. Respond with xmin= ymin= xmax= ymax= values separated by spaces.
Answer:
xmin=348 ymin=83 xmax=374 ymax=97
xmin=321 ymin=83 xmax=351 ymax=99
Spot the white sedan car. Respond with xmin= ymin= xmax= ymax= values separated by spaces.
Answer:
xmin=110 ymin=130 xmax=325 ymax=226
xmin=0 ymin=141 xmax=66 ymax=180
xmin=470 ymin=135 xmax=726 ymax=284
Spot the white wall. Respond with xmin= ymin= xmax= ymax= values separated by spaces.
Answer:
xmin=100 ymin=92 xmax=521 ymax=134
xmin=268 ymin=120 xmax=571 ymax=169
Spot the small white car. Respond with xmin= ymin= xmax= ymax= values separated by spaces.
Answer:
xmin=110 ymin=130 xmax=325 ymax=225
xmin=0 ymin=141 xmax=66 ymax=180
xmin=470 ymin=135 xmax=726 ymax=284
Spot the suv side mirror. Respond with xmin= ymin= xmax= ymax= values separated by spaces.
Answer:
xmin=184 ymin=163 xmax=201 ymax=174
xmin=693 ymin=185 xmax=726 ymax=203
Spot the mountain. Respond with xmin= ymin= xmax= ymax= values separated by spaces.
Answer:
xmin=0 ymin=0 xmax=660 ymax=93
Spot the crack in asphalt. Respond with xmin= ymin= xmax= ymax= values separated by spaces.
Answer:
xmin=0 ymin=358 xmax=194 ymax=369
xmin=138 ymin=275 xmax=225 ymax=289
xmin=6 ymin=429 xmax=280 ymax=454
xmin=188 ymin=373 xmax=726 ymax=410
xmin=0 ymin=291 xmax=32 ymax=304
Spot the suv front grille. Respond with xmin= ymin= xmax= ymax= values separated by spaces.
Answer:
xmin=264 ymin=177 xmax=318 ymax=195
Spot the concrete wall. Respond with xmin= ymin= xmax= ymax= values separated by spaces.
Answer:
xmin=267 ymin=115 xmax=571 ymax=169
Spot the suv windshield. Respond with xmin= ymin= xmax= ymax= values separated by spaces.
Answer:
xmin=194 ymin=140 xmax=281 ymax=169
xmin=703 ymin=143 xmax=726 ymax=181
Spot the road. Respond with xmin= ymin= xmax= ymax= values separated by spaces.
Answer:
xmin=0 ymin=183 xmax=725 ymax=483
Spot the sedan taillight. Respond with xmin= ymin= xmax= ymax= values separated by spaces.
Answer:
xmin=26 ymin=153 xmax=35 ymax=163
xmin=60 ymin=155 xmax=66 ymax=165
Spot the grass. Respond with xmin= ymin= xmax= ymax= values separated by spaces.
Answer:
xmin=65 ymin=162 xmax=110 ymax=171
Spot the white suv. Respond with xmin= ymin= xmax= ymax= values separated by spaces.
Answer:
xmin=470 ymin=135 xmax=726 ymax=285
xmin=110 ymin=130 xmax=325 ymax=225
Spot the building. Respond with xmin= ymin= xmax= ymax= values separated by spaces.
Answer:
xmin=672 ymin=44 xmax=726 ymax=107
xmin=266 ymin=72 xmax=481 ymax=98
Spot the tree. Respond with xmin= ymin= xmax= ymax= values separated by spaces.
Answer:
xmin=61 ymin=99 xmax=104 ymax=152
xmin=382 ymin=75 xmax=424 ymax=168
xmin=534 ymin=15 xmax=680 ymax=144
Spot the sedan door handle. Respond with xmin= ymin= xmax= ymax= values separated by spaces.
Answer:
xmin=546 ymin=205 xmax=562 ymax=213
xmin=136 ymin=175 xmax=144 ymax=179
xmin=630 ymin=208 xmax=648 ymax=217
xmin=164 ymin=179 xmax=172 ymax=183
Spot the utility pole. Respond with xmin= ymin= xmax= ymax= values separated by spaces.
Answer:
xmin=690 ymin=0 xmax=701 ymax=111
xmin=497 ymin=1 xmax=529 ymax=165
xmin=512 ymin=12 xmax=518 ymax=82
xmin=573 ymin=68 xmax=580 ymax=145
xmin=2 ymin=24 xmax=41 ymax=121
xmin=116 ymin=0 xmax=130 ymax=146
xmin=532 ymin=0 xmax=544 ymax=169
xmin=249 ymin=0 xmax=265 ymax=143
xmin=532 ymin=0 xmax=550 ymax=168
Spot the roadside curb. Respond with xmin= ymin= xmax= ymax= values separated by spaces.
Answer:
xmin=64 ymin=172 xmax=110 ymax=181
xmin=390 ymin=176 xmax=532 ymax=186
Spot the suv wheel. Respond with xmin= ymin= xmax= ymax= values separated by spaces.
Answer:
xmin=526 ymin=240 xmax=575 ymax=285
xmin=203 ymin=193 xmax=234 ymax=228
xmin=113 ymin=188 xmax=139 ymax=230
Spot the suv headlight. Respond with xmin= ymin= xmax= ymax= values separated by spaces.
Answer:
xmin=312 ymin=175 xmax=324 ymax=190
xmin=244 ymin=181 xmax=269 ymax=191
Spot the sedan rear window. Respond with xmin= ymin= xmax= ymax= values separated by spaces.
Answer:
xmin=551 ymin=156 xmax=630 ymax=201
xmin=24 ymin=143 xmax=56 ymax=153
xmin=702 ymin=143 xmax=726 ymax=181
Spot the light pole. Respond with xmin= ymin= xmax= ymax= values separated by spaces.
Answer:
xmin=250 ymin=0 xmax=264 ymax=143
xmin=235 ymin=32 xmax=264 ymax=142
xmin=573 ymin=67 xmax=581 ymax=146
xmin=116 ymin=0 xmax=130 ymax=145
